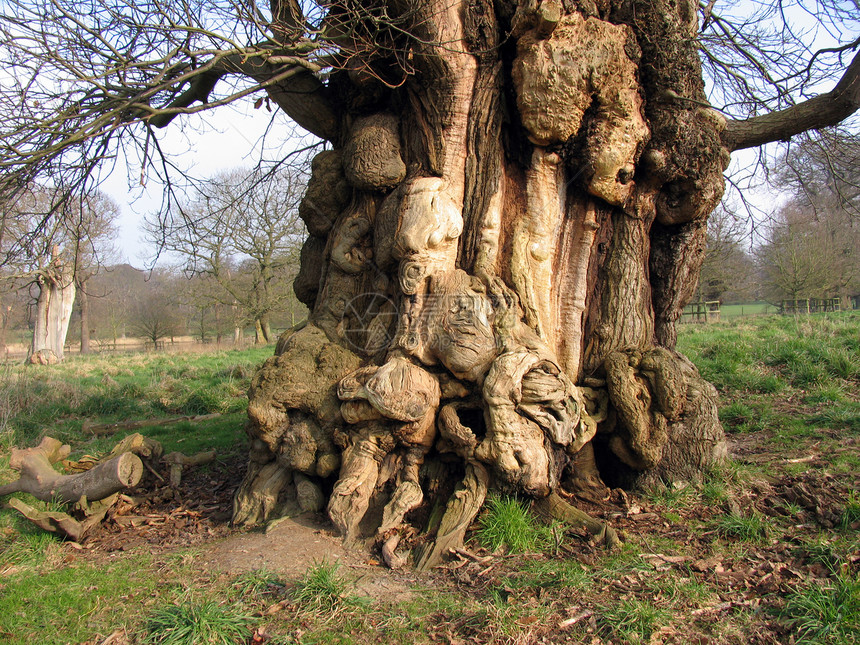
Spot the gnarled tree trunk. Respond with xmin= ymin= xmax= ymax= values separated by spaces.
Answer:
xmin=29 ymin=250 xmax=76 ymax=364
xmin=234 ymin=0 xmax=729 ymax=567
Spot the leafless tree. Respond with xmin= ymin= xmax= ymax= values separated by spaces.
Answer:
xmin=0 ymin=185 xmax=118 ymax=360
xmin=129 ymin=270 xmax=182 ymax=346
xmin=3 ymin=0 xmax=860 ymax=561
xmin=698 ymin=205 xmax=757 ymax=303
xmin=146 ymin=166 xmax=306 ymax=343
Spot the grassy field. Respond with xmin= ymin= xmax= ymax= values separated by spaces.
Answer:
xmin=1 ymin=314 xmax=859 ymax=644
xmin=718 ymin=302 xmax=779 ymax=319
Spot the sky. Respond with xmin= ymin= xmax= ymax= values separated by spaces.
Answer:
xmin=95 ymin=0 xmax=854 ymax=268
xmin=99 ymin=101 xmax=313 ymax=268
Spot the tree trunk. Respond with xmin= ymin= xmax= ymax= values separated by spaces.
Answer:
xmin=234 ymin=0 xmax=729 ymax=567
xmin=0 ymin=304 xmax=10 ymax=356
xmin=260 ymin=314 xmax=273 ymax=344
xmin=215 ymin=304 xmax=222 ymax=344
xmin=29 ymin=251 xmax=76 ymax=364
xmin=78 ymin=279 xmax=91 ymax=355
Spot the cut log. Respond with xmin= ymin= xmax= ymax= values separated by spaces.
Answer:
xmin=0 ymin=437 xmax=143 ymax=503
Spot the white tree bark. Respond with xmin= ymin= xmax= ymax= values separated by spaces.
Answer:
xmin=29 ymin=251 xmax=76 ymax=364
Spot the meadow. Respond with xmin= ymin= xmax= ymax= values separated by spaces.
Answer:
xmin=1 ymin=314 xmax=858 ymax=645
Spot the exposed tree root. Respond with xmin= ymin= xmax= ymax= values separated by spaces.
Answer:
xmin=533 ymin=492 xmax=622 ymax=550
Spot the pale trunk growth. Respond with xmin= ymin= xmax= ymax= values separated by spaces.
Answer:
xmin=235 ymin=0 xmax=730 ymax=567
xmin=29 ymin=250 xmax=76 ymax=364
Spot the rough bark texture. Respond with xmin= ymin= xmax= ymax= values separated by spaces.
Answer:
xmin=28 ymin=253 xmax=76 ymax=364
xmin=0 ymin=437 xmax=143 ymax=503
xmin=234 ymin=0 xmax=729 ymax=568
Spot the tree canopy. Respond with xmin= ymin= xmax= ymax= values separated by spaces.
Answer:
xmin=1 ymin=0 xmax=858 ymax=223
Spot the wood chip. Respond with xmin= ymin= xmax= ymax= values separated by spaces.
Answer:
xmin=558 ymin=609 xmax=594 ymax=629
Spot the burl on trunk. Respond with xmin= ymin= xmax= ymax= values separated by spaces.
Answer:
xmin=234 ymin=0 xmax=728 ymax=568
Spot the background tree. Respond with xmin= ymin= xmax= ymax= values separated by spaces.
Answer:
xmin=2 ymin=0 xmax=859 ymax=565
xmin=1 ymin=188 xmax=119 ymax=361
xmin=65 ymin=193 xmax=120 ymax=354
xmin=147 ymin=167 xmax=307 ymax=344
xmin=130 ymin=271 xmax=182 ymax=347
xmin=757 ymin=130 xmax=860 ymax=305
xmin=3 ymin=188 xmax=74 ymax=362
xmin=758 ymin=200 xmax=860 ymax=304
xmin=87 ymin=264 xmax=147 ymax=347
xmin=697 ymin=205 xmax=756 ymax=303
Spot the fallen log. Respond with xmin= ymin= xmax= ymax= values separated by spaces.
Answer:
xmin=0 ymin=437 xmax=143 ymax=503
xmin=82 ymin=413 xmax=222 ymax=436
xmin=6 ymin=493 xmax=119 ymax=541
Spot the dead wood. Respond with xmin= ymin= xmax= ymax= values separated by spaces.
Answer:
xmin=6 ymin=497 xmax=86 ymax=541
xmin=381 ymin=533 xmax=406 ymax=569
xmin=5 ymin=493 xmax=119 ymax=541
xmin=162 ymin=450 xmax=216 ymax=467
xmin=162 ymin=450 xmax=216 ymax=487
xmin=415 ymin=463 xmax=489 ymax=571
xmin=0 ymin=437 xmax=143 ymax=503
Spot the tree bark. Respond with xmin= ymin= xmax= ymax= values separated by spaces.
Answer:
xmin=28 ymin=251 xmax=76 ymax=364
xmin=0 ymin=437 xmax=143 ymax=503
xmin=234 ymin=0 xmax=730 ymax=565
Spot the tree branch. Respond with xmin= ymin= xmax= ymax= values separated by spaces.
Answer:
xmin=723 ymin=49 xmax=860 ymax=151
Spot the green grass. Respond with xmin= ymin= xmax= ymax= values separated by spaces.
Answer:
xmin=782 ymin=572 xmax=860 ymax=645
xmin=642 ymin=482 xmax=695 ymax=508
xmin=0 ymin=346 xmax=270 ymax=451
xmin=712 ymin=511 xmax=769 ymax=542
xmin=293 ymin=560 xmax=361 ymax=614
xmin=0 ymin=553 xmax=161 ymax=644
xmin=840 ymin=491 xmax=860 ymax=530
xmin=145 ymin=595 xmax=255 ymax=645
xmin=679 ymin=313 xmax=860 ymax=395
xmin=476 ymin=495 xmax=559 ymax=554
xmin=598 ymin=598 xmax=671 ymax=644
xmin=0 ymin=346 xmax=270 ymax=469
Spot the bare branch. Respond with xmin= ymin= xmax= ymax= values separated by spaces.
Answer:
xmin=723 ymin=48 xmax=860 ymax=151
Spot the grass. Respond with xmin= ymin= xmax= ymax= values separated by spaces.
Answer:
xmin=1 ymin=314 xmax=859 ymax=644
xmin=0 ymin=553 xmax=162 ymax=644
xmin=713 ymin=511 xmax=769 ymax=542
xmin=145 ymin=595 xmax=255 ymax=645
xmin=0 ymin=346 xmax=270 ymax=452
xmin=678 ymin=313 xmax=860 ymax=471
xmin=476 ymin=495 xmax=559 ymax=554
xmin=840 ymin=491 xmax=860 ymax=530
xmin=293 ymin=560 xmax=359 ymax=614
xmin=598 ymin=598 xmax=671 ymax=644
xmin=782 ymin=572 xmax=860 ymax=645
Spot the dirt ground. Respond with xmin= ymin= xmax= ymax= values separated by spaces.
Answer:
xmin=64 ymin=430 xmax=859 ymax=644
